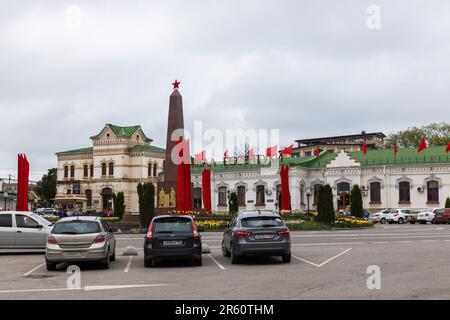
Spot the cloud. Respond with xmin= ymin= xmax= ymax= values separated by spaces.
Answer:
xmin=1 ymin=0 xmax=450 ymax=180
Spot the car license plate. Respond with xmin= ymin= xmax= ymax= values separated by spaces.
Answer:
xmin=254 ymin=234 xmax=274 ymax=240
xmin=163 ymin=240 xmax=182 ymax=246
xmin=63 ymin=251 xmax=86 ymax=258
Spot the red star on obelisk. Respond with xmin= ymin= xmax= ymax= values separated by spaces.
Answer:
xmin=172 ymin=79 xmax=180 ymax=89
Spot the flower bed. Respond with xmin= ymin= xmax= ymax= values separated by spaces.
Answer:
xmin=42 ymin=215 xmax=121 ymax=224
xmin=334 ymin=217 xmax=373 ymax=228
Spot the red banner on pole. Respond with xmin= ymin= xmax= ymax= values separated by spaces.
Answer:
xmin=202 ymin=169 xmax=212 ymax=213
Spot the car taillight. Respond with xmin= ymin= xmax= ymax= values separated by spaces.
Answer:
xmin=277 ymin=228 xmax=290 ymax=238
xmin=192 ymin=220 xmax=200 ymax=241
xmin=47 ymin=235 xmax=58 ymax=245
xmin=93 ymin=234 xmax=106 ymax=243
xmin=146 ymin=222 xmax=154 ymax=241
xmin=235 ymin=230 xmax=252 ymax=238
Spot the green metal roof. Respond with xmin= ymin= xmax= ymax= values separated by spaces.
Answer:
xmin=91 ymin=124 xmax=151 ymax=142
xmin=56 ymin=147 xmax=93 ymax=156
xmin=129 ymin=145 xmax=166 ymax=154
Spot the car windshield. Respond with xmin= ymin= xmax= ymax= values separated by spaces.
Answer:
xmin=241 ymin=217 xmax=284 ymax=228
xmin=153 ymin=218 xmax=192 ymax=233
xmin=52 ymin=220 xmax=101 ymax=234
xmin=30 ymin=213 xmax=52 ymax=226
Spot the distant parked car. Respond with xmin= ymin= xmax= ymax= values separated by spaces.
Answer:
xmin=222 ymin=210 xmax=291 ymax=264
xmin=0 ymin=211 xmax=53 ymax=249
xmin=369 ymin=210 xmax=392 ymax=224
xmin=45 ymin=216 xmax=116 ymax=271
xmin=35 ymin=208 xmax=58 ymax=216
xmin=144 ymin=215 xmax=202 ymax=267
xmin=417 ymin=208 xmax=443 ymax=224
xmin=433 ymin=208 xmax=450 ymax=224
xmin=386 ymin=209 xmax=417 ymax=224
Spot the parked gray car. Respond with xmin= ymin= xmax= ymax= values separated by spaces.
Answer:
xmin=222 ymin=210 xmax=291 ymax=264
xmin=45 ymin=216 xmax=116 ymax=270
xmin=0 ymin=211 xmax=53 ymax=249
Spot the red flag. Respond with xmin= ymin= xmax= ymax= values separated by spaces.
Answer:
xmin=394 ymin=143 xmax=398 ymax=157
xmin=282 ymin=145 xmax=293 ymax=155
xmin=16 ymin=154 xmax=29 ymax=211
xmin=176 ymin=139 xmax=192 ymax=213
xmin=266 ymin=145 xmax=277 ymax=157
xmin=280 ymin=165 xmax=291 ymax=211
xmin=315 ymin=146 xmax=320 ymax=158
xmin=223 ymin=150 xmax=229 ymax=159
xmin=247 ymin=148 xmax=254 ymax=157
xmin=445 ymin=142 xmax=450 ymax=153
xmin=201 ymin=169 xmax=212 ymax=213
xmin=194 ymin=150 xmax=206 ymax=162
xmin=362 ymin=142 xmax=367 ymax=155
xmin=417 ymin=138 xmax=427 ymax=153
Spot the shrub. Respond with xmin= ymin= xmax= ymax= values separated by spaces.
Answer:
xmin=137 ymin=182 xmax=155 ymax=229
xmin=228 ymin=191 xmax=238 ymax=214
xmin=445 ymin=197 xmax=450 ymax=209
xmin=350 ymin=184 xmax=364 ymax=218
xmin=112 ymin=192 xmax=125 ymax=218
xmin=316 ymin=184 xmax=335 ymax=225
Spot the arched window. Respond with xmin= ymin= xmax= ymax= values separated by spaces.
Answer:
xmin=90 ymin=164 xmax=94 ymax=177
xmin=399 ymin=181 xmax=410 ymax=203
xmin=370 ymin=182 xmax=381 ymax=204
xmin=300 ymin=184 xmax=305 ymax=205
xmin=85 ymin=189 xmax=92 ymax=207
xmin=427 ymin=181 xmax=439 ymax=203
xmin=148 ymin=163 xmax=152 ymax=177
xmin=313 ymin=184 xmax=322 ymax=205
xmin=218 ymin=187 xmax=227 ymax=206
xmin=83 ymin=165 xmax=88 ymax=178
xmin=237 ymin=186 xmax=246 ymax=206
xmin=101 ymin=163 xmax=107 ymax=176
xmin=256 ymin=185 xmax=265 ymax=206
xmin=193 ymin=187 xmax=202 ymax=209
xmin=64 ymin=166 xmax=69 ymax=178
xmin=70 ymin=165 xmax=75 ymax=178
xmin=276 ymin=184 xmax=281 ymax=205
xmin=108 ymin=162 xmax=114 ymax=176
xmin=153 ymin=163 xmax=157 ymax=177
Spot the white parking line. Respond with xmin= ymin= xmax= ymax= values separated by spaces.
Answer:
xmin=0 ymin=284 xmax=174 ymax=294
xmin=372 ymin=242 xmax=389 ymax=244
xmin=124 ymin=256 xmax=133 ymax=273
xmin=207 ymin=254 xmax=226 ymax=270
xmin=23 ymin=263 xmax=45 ymax=276
xmin=420 ymin=240 xmax=436 ymax=243
xmin=292 ymin=248 xmax=352 ymax=268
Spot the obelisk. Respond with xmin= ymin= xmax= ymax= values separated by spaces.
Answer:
xmin=156 ymin=80 xmax=185 ymax=212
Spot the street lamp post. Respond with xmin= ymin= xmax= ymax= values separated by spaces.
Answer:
xmin=305 ymin=187 xmax=312 ymax=216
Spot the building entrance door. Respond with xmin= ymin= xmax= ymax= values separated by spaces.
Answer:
xmin=101 ymin=188 xmax=113 ymax=212
xmin=337 ymin=182 xmax=350 ymax=211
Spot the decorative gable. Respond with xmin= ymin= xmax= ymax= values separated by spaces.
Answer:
xmin=326 ymin=151 xmax=361 ymax=168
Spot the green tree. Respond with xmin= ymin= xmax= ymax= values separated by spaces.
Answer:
xmin=350 ymin=184 xmax=364 ymax=218
xmin=35 ymin=168 xmax=57 ymax=206
xmin=316 ymin=184 xmax=335 ymax=225
xmin=445 ymin=197 xmax=450 ymax=209
xmin=137 ymin=182 xmax=155 ymax=228
xmin=112 ymin=192 xmax=125 ymax=218
xmin=385 ymin=122 xmax=450 ymax=148
xmin=228 ymin=191 xmax=238 ymax=214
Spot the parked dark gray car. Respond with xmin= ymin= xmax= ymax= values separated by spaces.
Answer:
xmin=144 ymin=215 xmax=202 ymax=267
xmin=222 ymin=210 xmax=291 ymax=264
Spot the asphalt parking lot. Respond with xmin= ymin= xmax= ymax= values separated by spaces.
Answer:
xmin=1 ymin=223 xmax=450 ymax=300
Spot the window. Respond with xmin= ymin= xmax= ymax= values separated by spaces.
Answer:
xmin=256 ymin=185 xmax=265 ymax=205
xmin=90 ymin=164 xmax=94 ymax=177
xmin=276 ymin=184 xmax=281 ymax=204
xmin=15 ymin=215 xmax=39 ymax=228
xmin=241 ymin=217 xmax=284 ymax=228
xmin=399 ymin=181 xmax=410 ymax=203
xmin=300 ymin=184 xmax=305 ymax=205
xmin=108 ymin=162 xmax=114 ymax=176
xmin=148 ymin=163 xmax=152 ymax=177
xmin=313 ymin=184 xmax=321 ymax=205
xmin=427 ymin=181 xmax=439 ymax=203
xmin=304 ymin=151 xmax=312 ymax=157
xmin=153 ymin=164 xmax=157 ymax=177
xmin=64 ymin=166 xmax=68 ymax=178
xmin=52 ymin=221 xmax=101 ymax=235
xmin=66 ymin=189 xmax=72 ymax=195
xmin=0 ymin=214 xmax=12 ymax=227
xmin=83 ymin=164 xmax=88 ymax=177
xmin=102 ymin=163 xmax=107 ymax=176
xmin=370 ymin=182 xmax=381 ymax=203
xmin=193 ymin=187 xmax=202 ymax=209
xmin=153 ymin=217 xmax=192 ymax=233
xmin=218 ymin=187 xmax=227 ymax=206
xmin=70 ymin=165 xmax=75 ymax=178
xmin=85 ymin=189 xmax=92 ymax=207
xmin=237 ymin=186 xmax=246 ymax=206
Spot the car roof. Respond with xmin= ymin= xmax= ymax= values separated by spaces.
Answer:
xmin=0 ymin=211 xmax=35 ymax=215
xmin=152 ymin=215 xmax=193 ymax=220
xmin=58 ymin=216 xmax=101 ymax=222
xmin=236 ymin=210 xmax=281 ymax=218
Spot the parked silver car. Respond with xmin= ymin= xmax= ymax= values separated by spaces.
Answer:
xmin=45 ymin=216 xmax=116 ymax=271
xmin=0 ymin=211 xmax=53 ymax=249
xmin=222 ymin=210 xmax=291 ymax=264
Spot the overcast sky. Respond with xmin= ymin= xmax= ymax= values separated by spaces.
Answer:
xmin=1 ymin=0 xmax=450 ymax=181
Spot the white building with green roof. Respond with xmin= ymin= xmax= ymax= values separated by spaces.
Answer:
xmin=55 ymin=124 xmax=165 ymax=213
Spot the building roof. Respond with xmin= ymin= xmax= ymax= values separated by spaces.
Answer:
xmin=56 ymin=147 xmax=93 ymax=156
xmin=90 ymin=124 xmax=151 ymax=142
xmin=295 ymin=132 xmax=386 ymax=145
xmin=129 ymin=145 xmax=166 ymax=154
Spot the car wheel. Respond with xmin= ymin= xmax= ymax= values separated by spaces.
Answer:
xmin=110 ymin=251 xmax=116 ymax=262
xmin=222 ymin=240 xmax=231 ymax=257
xmin=144 ymin=258 xmax=153 ymax=268
xmin=431 ymin=218 xmax=436 ymax=224
xmin=46 ymin=261 xmax=56 ymax=271
xmin=398 ymin=218 xmax=404 ymax=224
xmin=282 ymin=254 xmax=291 ymax=263
xmin=192 ymin=257 xmax=202 ymax=266
xmin=419 ymin=220 xmax=426 ymax=224
xmin=380 ymin=218 xmax=386 ymax=224
xmin=447 ymin=220 xmax=450 ymax=225
xmin=230 ymin=244 xmax=240 ymax=264
xmin=100 ymin=251 xmax=110 ymax=269
xmin=410 ymin=221 xmax=416 ymax=224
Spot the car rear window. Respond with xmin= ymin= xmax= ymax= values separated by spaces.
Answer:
xmin=52 ymin=221 xmax=101 ymax=234
xmin=241 ymin=217 xmax=284 ymax=228
xmin=153 ymin=218 xmax=192 ymax=233
xmin=0 ymin=214 xmax=12 ymax=228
